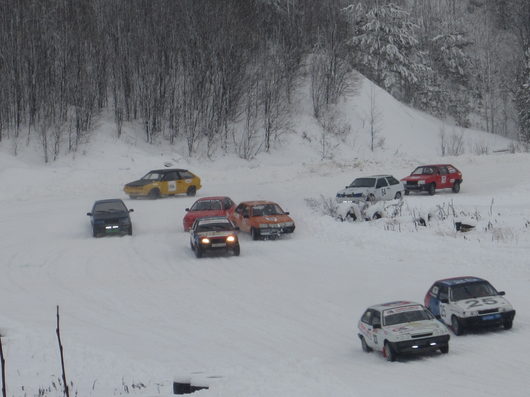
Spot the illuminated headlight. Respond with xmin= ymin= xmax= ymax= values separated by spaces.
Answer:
xmin=200 ymin=238 xmax=210 ymax=244
xmin=418 ymin=180 xmax=426 ymax=185
xmin=226 ymin=235 xmax=236 ymax=243
xmin=105 ymin=225 xmax=119 ymax=230
xmin=429 ymin=342 xmax=437 ymax=346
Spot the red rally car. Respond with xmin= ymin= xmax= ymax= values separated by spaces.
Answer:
xmin=401 ymin=164 xmax=463 ymax=196
xmin=182 ymin=196 xmax=236 ymax=231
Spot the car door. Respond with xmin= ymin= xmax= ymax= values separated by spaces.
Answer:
xmin=375 ymin=178 xmax=389 ymax=200
xmin=164 ymin=171 xmax=179 ymax=195
xmin=370 ymin=310 xmax=383 ymax=349
xmin=439 ymin=166 xmax=450 ymax=188
xmin=385 ymin=176 xmax=402 ymax=198
xmin=231 ymin=204 xmax=249 ymax=231
xmin=359 ymin=310 xmax=377 ymax=348
xmin=438 ymin=286 xmax=451 ymax=324
xmin=426 ymin=283 xmax=445 ymax=318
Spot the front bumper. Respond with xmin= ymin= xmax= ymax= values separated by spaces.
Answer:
xmin=404 ymin=182 xmax=428 ymax=192
xmin=94 ymin=224 xmax=129 ymax=235
xmin=391 ymin=335 xmax=450 ymax=354
xmin=459 ymin=310 xmax=515 ymax=329
xmin=259 ymin=225 xmax=295 ymax=236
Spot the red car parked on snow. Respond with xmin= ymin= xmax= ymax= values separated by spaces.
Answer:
xmin=401 ymin=164 xmax=463 ymax=195
xmin=182 ymin=196 xmax=236 ymax=231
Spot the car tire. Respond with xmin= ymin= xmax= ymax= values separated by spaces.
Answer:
xmin=186 ymin=186 xmax=196 ymax=196
xmin=195 ymin=245 xmax=203 ymax=258
xmin=404 ymin=190 xmax=410 ymax=196
xmin=251 ymin=227 xmax=260 ymax=241
xmin=92 ymin=227 xmax=98 ymax=238
xmin=503 ymin=319 xmax=513 ymax=330
xmin=428 ymin=183 xmax=436 ymax=195
xmin=128 ymin=225 xmax=133 ymax=236
xmin=451 ymin=315 xmax=464 ymax=335
xmin=452 ymin=182 xmax=461 ymax=193
xmin=233 ymin=244 xmax=240 ymax=256
xmin=384 ymin=342 xmax=396 ymax=362
xmin=129 ymin=195 xmax=137 ymax=200
xmin=148 ymin=188 xmax=160 ymax=199
xmin=367 ymin=193 xmax=376 ymax=202
xmin=440 ymin=345 xmax=449 ymax=354
xmin=372 ymin=212 xmax=382 ymax=220
xmin=394 ymin=191 xmax=402 ymax=200
xmin=360 ymin=336 xmax=372 ymax=353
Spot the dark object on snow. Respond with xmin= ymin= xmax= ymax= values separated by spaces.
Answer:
xmin=173 ymin=381 xmax=208 ymax=395
xmin=455 ymin=222 xmax=474 ymax=232
xmin=87 ymin=199 xmax=133 ymax=237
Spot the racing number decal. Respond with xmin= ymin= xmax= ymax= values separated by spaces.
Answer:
xmin=381 ymin=188 xmax=386 ymax=196
xmin=441 ymin=176 xmax=447 ymax=184
xmin=465 ymin=298 xmax=498 ymax=308
xmin=168 ymin=181 xmax=177 ymax=192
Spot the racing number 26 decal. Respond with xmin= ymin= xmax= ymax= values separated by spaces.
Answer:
xmin=466 ymin=298 xmax=498 ymax=308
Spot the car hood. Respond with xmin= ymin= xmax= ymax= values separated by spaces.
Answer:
xmin=252 ymin=214 xmax=293 ymax=225
xmin=386 ymin=320 xmax=448 ymax=336
xmin=336 ymin=187 xmax=371 ymax=197
xmin=452 ymin=296 xmax=513 ymax=311
xmin=125 ymin=179 xmax=152 ymax=187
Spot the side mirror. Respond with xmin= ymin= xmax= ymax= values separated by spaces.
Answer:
xmin=440 ymin=298 xmax=449 ymax=304
xmin=372 ymin=323 xmax=381 ymax=329
xmin=284 ymin=212 xmax=290 ymax=215
xmin=129 ymin=209 xmax=134 ymax=213
xmin=498 ymin=291 xmax=505 ymax=296
xmin=86 ymin=212 xmax=92 ymax=216
xmin=185 ymin=208 xmax=190 ymax=212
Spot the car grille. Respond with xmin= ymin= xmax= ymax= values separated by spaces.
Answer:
xmin=479 ymin=309 xmax=498 ymax=315
xmin=411 ymin=332 xmax=433 ymax=338
xmin=406 ymin=181 xmax=418 ymax=186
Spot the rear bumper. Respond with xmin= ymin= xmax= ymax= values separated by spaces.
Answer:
xmin=391 ymin=335 xmax=450 ymax=354
xmin=404 ymin=183 xmax=428 ymax=192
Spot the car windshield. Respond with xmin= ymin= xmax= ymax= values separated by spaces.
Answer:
xmin=451 ymin=282 xmax=498 ymax=301
xmin=252 ymin=204 xmax=283 ymax=217
xmin=383 ymin=307 xmax=434 ymax=326
xmin=191 ymin=200 xmax=222 ymax=211
xmin=141 ymin=172 xmax=162 ymax=181
xmin=349 ymin=178 xmax=376 ymax=188
xmin=196 ymin=220 xmax=234 ymax=232
xmin=94 ymin=201 xmax=127 ymax=213
xmin=412 ymin=167 xmax=435 ymax=175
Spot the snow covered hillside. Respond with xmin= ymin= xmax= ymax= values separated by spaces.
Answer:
xmin=1 ymin=77 xmax=529 ymax=397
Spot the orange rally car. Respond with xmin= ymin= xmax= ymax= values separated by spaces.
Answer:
xmin=230 ymin=200 xmax=295 ymax=240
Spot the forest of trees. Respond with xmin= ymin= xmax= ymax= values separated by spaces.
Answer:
xmin=0 ymin=0 xmax=529 ymax=161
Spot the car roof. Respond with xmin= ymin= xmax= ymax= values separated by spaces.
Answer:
xmin=415 ymin=164 xmax=455 ymax=168
xmin=435 ymin=276 xmax=486 ymax=286
xmin=368 ymin=300 xmax=423 ymax=311
xmin=239 ymin=200 xmax=279 ymax=206
xmin=194 ymin=196 xmax=230 ymax=201
xmin=94 ymin=199 xmax=125 ymax=205
xmin=148 ymin=168 xmax=188 ymax=173
xmin=196 ymin=216 xmax=231 ymax=223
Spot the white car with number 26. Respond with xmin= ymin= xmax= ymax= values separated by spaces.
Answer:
xmin=357 ymin=301 xmax=450 ymax=362
xmin=336 ymin=175 xmax=404 ymax=203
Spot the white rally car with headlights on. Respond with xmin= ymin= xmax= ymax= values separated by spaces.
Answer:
xmin=357 ymin=301 xmax=450 ymax=362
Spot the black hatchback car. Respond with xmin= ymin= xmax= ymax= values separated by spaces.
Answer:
xmin=87 ymin=199 xmax=133 ymax=237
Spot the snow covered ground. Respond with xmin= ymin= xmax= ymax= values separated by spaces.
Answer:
xmin=1 ymin=78 xmax=529 ymax=397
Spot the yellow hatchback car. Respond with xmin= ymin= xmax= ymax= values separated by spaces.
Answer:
xmin=124 ymin=168 xmax=201 ymax=199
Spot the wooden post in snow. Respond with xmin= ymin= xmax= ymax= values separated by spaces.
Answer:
xmin=0 ymin=333 xmax=6 ymax=397
xmin=56 ymin=306 xmax=70 ymax=397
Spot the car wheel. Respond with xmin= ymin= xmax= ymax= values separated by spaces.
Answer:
xmin=394 ymin=191 xmax=402 ymax=200
xmin=195 ymin=245 xmax=203 ymax=258
xmin=186 ymin=186 xmax=196 ymax=196
xmin=383 ymin=342 xmax=396 ymax=362
xmin=452 ymin=182 xmax=461 ymax=193
xmin=148 ymin=188 xmax=160 ymax=199
xmin=451 ymin=316 xmax=463 ymax=335
xmin=128 ymin=225 xmax=133 ymax=236
xmin=360 ymin=336 xmax=372 ymax=353
xmin=503 ymin=319 xmax=513 ymax=330
xmin=92 ymin=227 xmax=98 ymax=238
xmin=366 ymin=193 xmax=376 ymax=203
xmin=129 ymin=195 xmax=137 ymax=200
xmin=233 ymin=244 xmax=240 ymax=256
xmin=428 ymin=183 xmax=436 ymax=195
xmin=404 ymin=190 xmax=410 ymax=196
xmin=439 ymin=345 xmax=449 ymax=354
xmin=251 ymin=227 xmax=260 ymax=241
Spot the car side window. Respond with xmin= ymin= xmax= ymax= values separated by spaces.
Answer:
xmin=439 ymin=286 xmax=449 ymax=301
xmin=430 ymin=285 xmax=439 ymax=297
xmin=235 ymin=204 xmax=244 ymax=214
xmin=179 ymin=171 xmax=194 ymax=179
xmin=164 ymin=171 xmax=178 ymax=181
xmin=223 ymin=198 xmax=234 ymax=209
xmin=242 ymin=206 xmax=250 ymax=217
xmin=386 ymin=176 xmax=399 ymax=185
xmin=376 ymin=178 xmax=388 ymax=188
xmin=361 ymin=310 xmax=372 ymax=324
xmin=439 ymin=167 xmax=448 ymax=175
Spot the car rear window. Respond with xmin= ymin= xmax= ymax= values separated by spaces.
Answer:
xmin=179 ymin=171 xmax=194 ymax=179
xmin=191 ymin=200 xmax=222 ymax=211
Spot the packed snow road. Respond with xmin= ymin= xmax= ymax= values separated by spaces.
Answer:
xmin=1 ymin=150 xmax=530 ymax=396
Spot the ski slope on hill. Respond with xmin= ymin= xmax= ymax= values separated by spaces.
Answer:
xmin=1 ymin=77 xmax=529 ymax=397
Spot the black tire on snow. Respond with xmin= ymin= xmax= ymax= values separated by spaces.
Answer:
xmin=186 ymin=186 xmax=197 ymax=196
xmin=452 ymin=182 xmax=461 ymax=193
xmin=384 ymin=342 xmax=396 ymax=362
xmin=360 ymin=336 xmax=372 ymax=353
xmin=440 ymin=345 xmax=449 ymax=354
xmin=195 ymin=245 xmax=203 ymax=258
xmin=428 ymin=183 xmax=436 ymax=195
xmin=251 ymin=228 xmax=260 ymax=241
xmin=451 ymin=316 xmax=463 ymax=335
xmin=394 ymin=191 xmax=402 ymax=200
xmin=233 ymin=244 xmax=240 ymax=256
xmin=503 ymin=319 xmax=513 ymax=330
xmin=128 ymin=225 xmax=133 ymax=236
xmin=404 ymin=190 xmax=410 ymax=196
xmin=148 ymin=188 xmax=160 ymax=199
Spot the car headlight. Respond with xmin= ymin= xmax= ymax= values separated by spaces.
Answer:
xmin=418 ymin=180 xmax=426 ymax=185
xmin=282 ymin=222 xmax=294 ymax=227
xmin=200 ymin=238 xmax=210 ymax=244
xmin=226 ymin=235 xmax=236 ymax=243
